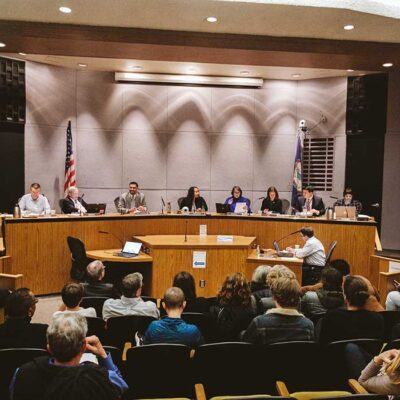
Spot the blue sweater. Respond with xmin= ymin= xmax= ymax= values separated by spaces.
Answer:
xmin=224 ymin=196 xmax=251 ymax=213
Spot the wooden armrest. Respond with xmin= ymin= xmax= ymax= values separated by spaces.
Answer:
xmin=276 ymin=381 xmax=290 ymax=396
xmin=195 ymin=383 xmax=207 ymax=400
xmin=348 ymin=379 xmax=369 ymax=394
xmin=379 ymin=271 xmax=400 ymax=277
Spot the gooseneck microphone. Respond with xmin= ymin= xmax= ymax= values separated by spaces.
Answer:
xmin=161 ymin=196 xmax=166 ymax=214
xmin=329 ymin=195 xmax=339 ymax=200
xmin=79 ymin=193 xmax=85 ymax=216
xmin=98 ymin=230 xmax=124 ymax=250
xmin=184 ymin=220 xmax=188 ymax=242
xmin=276 ymin=230 xmax=301 ymax=244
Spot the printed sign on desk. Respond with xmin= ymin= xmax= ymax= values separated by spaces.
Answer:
xmin=193 ymin=251 xmax=206 ymax=268
xmin=389 ymin=261 xmax=400 ymax=273
xmin=199 ymin=224 xmax=207 ymax=237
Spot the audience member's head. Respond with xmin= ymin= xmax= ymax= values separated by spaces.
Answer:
xmin=61 ymin=283 xmax=84 ymax=309
xmin=328 ymin=259 xmax=350 ymax=277
xmin=162 ymin=287 xmax=186 ymax=312
xmin=266 ymin=265 xmax=296 ymax=288
xmin=271 ymin=276 xmax=301 ymax=309
xmin=173 ymin=271 xmax=196 ymax=302
xmin=47 ymin=313 xmax=87 ymax=363
xmin=86 ymin=260 xmax=106 ymax=282
xmin=5 ymin=287 xmax=38 ymax=319
xmin=321 ymin=266 xmax=343 ymax=292
xmin=356 ymin=275 xmax=380 ymax=300
xmin=251 ymin=265 xmax=271 ymax=286
xmin=121 ymin=272 xmax=143 ymax=298
xmin=343 ymin=275 xmax=369 ymax=309
xmin=218 ymin=273 xmax=251 ymax=307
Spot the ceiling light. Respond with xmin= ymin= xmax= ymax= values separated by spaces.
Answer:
xmin=0 ymin=42 xmax=6 ymax=48
xmin=59 ymin=6 xmax=72 ymax=13
xmin=343 ymin=24 xmax=354 ymax=30
xmin=240 ymin=70 xmax=250 ymax=76
xmin=131 ymin=65 xmax=142 ymax=71
xmin=383 ymin=62 xmax=393 ymax=67
xmin=77 ymin=63 xmax=87 ymax=68
xmin=346 ymin=69 xmax=354 ymax=72
xmin=206 ymin=16 xmax=218 ymax=23
xmin=291 ymin=73 xmax=301 ymax=78
xmin=18 ymin=52 xmax=27 ymax=56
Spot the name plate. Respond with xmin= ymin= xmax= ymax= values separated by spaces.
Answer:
xmin=217 ymin=235 xmax=233 ymax=242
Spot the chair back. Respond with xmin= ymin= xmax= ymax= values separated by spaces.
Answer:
xmin=81 ymin=296 xmax=109 ymax=317
xmin=181 ymin=312 xmax=215 ymax=343
xmin=177 ymin=197 xmax=185 ymax=208
xmin=85 ymin=317 xmax=107 ymax=343
xmin=102 ymin=345 xmax=123 ymax=369
xmin=281 ymin=198 xmax=290 ymax=214
xmin=141 ymin=296 xmax=158 ymax=305
xmin=325 ymin=240 xmax=337 ymax=266
xmin=66 ymin=236 xmax=88 ymax=281
xmin=113 ymin=196 xmax=120 ymax=211
xmin=126 ymin=344 xmax=192 ymax=398
xmin=58 ymin=199 xmax=64 ymax=211
xmin=106 ymin=315 xmax=156 ymax=349
xmin=0 ymin=348 xmax=48 ymax=399
xmin=378 ymin=311 xmax=400 ymax=341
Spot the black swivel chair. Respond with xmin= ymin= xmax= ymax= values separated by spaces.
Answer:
xmin=177 ymin=197 xmax=185 ymax=209
xmin=66 ymin=236 xmax=90 ymax=281
xmin=113 ymin=196 xmax=120 ymax=211
xmin=325 ymin=240 xmax=338 ymax=267
xmin=281 ymin=198 xmax=290 ymax=214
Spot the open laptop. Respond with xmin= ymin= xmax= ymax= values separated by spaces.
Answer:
xmin=273 ymin=240 xmax=294 ymax=258
xmin=115 ymin=241 xmax=142 ymax=258
xmin=216 ymin=203 xmax=230 ymax=214
xmin=335 ymin=205 xmax=356 ymax=220
xmin=86 ymin=203 xmax=107 ymax=215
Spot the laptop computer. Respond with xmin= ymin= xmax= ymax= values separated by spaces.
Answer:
xmin=273 ymin=240 xmax=294 ymax=258
xmin=115 ymin=241 xmax=142 ymax=258
xmin=216 ymin=203 xmax=230 ymax=214
xmin=86 ymin=203 xmax=107 ymax=215
xmin=335 ymin=206 xmax=356 ymax=220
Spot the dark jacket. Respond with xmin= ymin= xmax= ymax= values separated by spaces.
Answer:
xmin=61 ymin=196 xmax=88 ymax=214
xmin=0 ymin=318 xmax=47 ymax=349
xmin=242 ymin=308 xmax=314 ymax=345
xmin=82 ymin=281 xmax=117 ymax=298
xmin=250 ymin=282 xmax=272 ymax=314
xmin=301 ymin=289 xmax=344 ymax=318
xmin=296 ymin=195 xmax=325 ymax=215
xmin=180 ymin=197 xmax=208 ymax=212
xmin=261 ymin=198 xmax=283 ymax=214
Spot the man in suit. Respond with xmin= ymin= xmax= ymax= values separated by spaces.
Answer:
xmin=117 ymin=181 xmax=147 ymax=214
xmin=61 ymin=186 xmax=88 ymax=214
xmin=82 ymin=260 xmax=117 ymax=298
xmin=295 ymin=186 xmax=325 ymax=216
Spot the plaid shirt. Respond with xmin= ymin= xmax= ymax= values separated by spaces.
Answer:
xmin=334 ymin=198 xmax=362 ymax=214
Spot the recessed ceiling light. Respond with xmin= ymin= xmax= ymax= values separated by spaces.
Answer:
xmin=18 ymin=52 xmax=27 ymax=56
xmin=59 ymin=6 xmax=72 ymax=13
xmin=206 ymin=16 xmax=218 ymax=23
xmin=292 ymin=73 xmax=301 ymax=78
xmin=343 ymin=24 xmax=354 ymax=30
xmin=240 ymin=70 xmax=250 ymax=76
xmin=346 ymin=69 xmax=354 ymax=72
xmin=383 ymin=62 xmax=393 ymax=67
xmin=0 ymin=42 xmax=6 ymax=48
xmin=77 ymin=63 xmax=87 ymax=68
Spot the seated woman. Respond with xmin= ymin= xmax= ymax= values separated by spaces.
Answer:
xmin=249 ymin=265 xmax=272 ymax=314
xmin=318 ymin=275 xmax=385 ymax=344
xmin=210 ymin=273 xmax=256 ymax=341
xmin=173 ymin=271 xmax=209 ymax=313
xmin=224 ymin=186 xmax=251 ymax=213
xmin=261 ymin=186 xmax=283 ymax=214
xmin=180 ymin=186 xmax=208 ymax=212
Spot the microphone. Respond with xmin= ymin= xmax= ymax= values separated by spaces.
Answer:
xmin=79 ymin=193 xmax=85 ymax=216
xmin=276 ymin=230 xmax=301 ymax=244
xmin=98 ymin=230 xmax=124 ymax=250
xmin=329 ymin=196 xmax=339 ymax=200
xmin=257 ymin=196 xmax=265 ymax=200
xmin=161 ymin=197 xmax=165 ymax=214
xmin=371 ymin=203 xmax=380 ymax=208
xmin=184 ymin=220 xmax=188 ymax=242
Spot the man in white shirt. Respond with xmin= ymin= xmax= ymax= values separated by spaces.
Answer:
xmin=117 ymin=181 xmax=147 ymax=214
xmin=18 ymin=182 xmax=51 ymax=215
xmin=287 ymin=227 xmax=326 ymax=286
xmin=102 ymin=272 xmax=159 ymax=321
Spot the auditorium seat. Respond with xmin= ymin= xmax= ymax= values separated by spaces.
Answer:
xmin=66 ymin=236 xmax=90 ymax=281
xmin=378 ymin=311 xmax=400 ymax=341
xmin=325 ymin=240 xmax=338 ymax=267
xmin=180 ymin=312 xmax=215 ymax=343
xmin=81 ymin=296 xmax=109 ymax=317
xmin=85 ymin=317 xmax=107 ymax=343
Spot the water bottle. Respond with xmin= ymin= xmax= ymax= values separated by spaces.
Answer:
xmin=256 ymin=245 xmax=260 ymax=257
xmin=13 ymin=203 xmax=21 ymax=218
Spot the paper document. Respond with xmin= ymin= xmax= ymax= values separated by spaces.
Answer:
xmin=389 ymin=261 xmax=400 ymax=273
xmin=199 ymin=224 xmax=207 ymax=237
xmin=217 ymin=235 xmax=233 ymax=242
xmin=193 ymin=251 xmax=206 ymax=268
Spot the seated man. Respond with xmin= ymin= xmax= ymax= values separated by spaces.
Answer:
xmin=287 ymin=227 xmax=326 ymax=286
xmin=10 ymin=313 xmax=128 ymax=400
xmin=333 ymin=187 xmax=362 ymax=215
xmin=54 ymin=283 xmax=97 ymax=318
xmin=117 ymin=181 xmax=147 ymax=214
xmin=143 ymin=287 xmax=203 ymax=347
xmin=82 ymin=260 xmax=117 ymax=298
xmin=18 ymin=182 xmax=50 ymax=215
xmin=102 ymin=272 xmax=159 ymax=320
xmin=0 ymin=288 xmax=47 ymax=349
xmin=242 ymin=276 xmax=314 ymax=345
xmin=61 ymin=186 xmax=88 ymax=214
xmin=295 ymin=185 xmax=325 ymax=216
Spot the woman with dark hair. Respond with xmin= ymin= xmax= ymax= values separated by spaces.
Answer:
xmin=210 ymin=273 xmax=256 ymax=341
xmin=224 ymin=186 xmax=251 ymax=213
xmin=333 ymin=187 xmax=362 ymax=215
xmin=173 ymin=271 xmax=209 ymax=313
xmin=261 ymin=186 xmax=283 ymax=214
xmin=180 ymin=186 xmax=208 ymax=212
xmin=318 ymin=275 xmax=384 ymax=344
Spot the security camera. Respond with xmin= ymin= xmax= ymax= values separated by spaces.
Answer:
xmin=299 ymin=119 xmax=307 ymax=132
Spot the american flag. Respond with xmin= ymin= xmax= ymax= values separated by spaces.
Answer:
xmin=291 ymin=132 xmax=302 ymax=208
xmin=64 ymin=121 xmax=76 ymax=194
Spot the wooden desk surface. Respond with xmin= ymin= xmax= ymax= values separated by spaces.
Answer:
xmin=134 ymin=235 xmax=256 ymax=249
xmin=247 ymin=249 xmax=303 ymax=264
xmin=86 ymin=249 xmax=152 ymax=263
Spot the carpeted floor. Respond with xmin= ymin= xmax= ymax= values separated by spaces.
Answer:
xmin=32 ymin=295 xmax=61 ymax=325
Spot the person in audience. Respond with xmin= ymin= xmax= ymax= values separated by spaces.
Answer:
xmin=0 ymin=288 xmax=47 ymax=349
xmin=261 ymin=186 xmax=283 ymax=214
xmin=172 ymin=271 xmax=209 ymax=313
xmin=318 ymin=275 xmax=384 ymax=344
xmin=301 ymin=266 xmax=344 ymax=318
xmin=334 ymin=187 xmax=363 ymax=215
xmin=295 ymin=185 xmax=325 ymax=216
xmin=287 ymin=227 xmax=326 ymax=286
xmin=385 ymin=281 xmax=400 ymax=311
xmin=358 ymin=275 xmax=384 ymax=312
xmin=143 ymin=287 xmax=204 ymax=347
xmin=243 ymin=276 xmax=314 ymax=345
xmin=117 ymin=181 xmax=147 ymax=214
xmin=18 ymin=182 xmax=51 ymax=215
xmin=54 ymin=283 xmax=96 ymax=318
xmin=250 ymin=265 xmax=272 ymax=314
xmin=210 ymin=273 xmax=255 ymax=341
xmin=180 ymin=186 xmax=208 ymax=212
xmin=102 ymin=272 xmax=159 ymax=320
xmin=224 ymin=186 xmax=251 ymax=213
xmin=61 ymin=186 xmax=88 ymax=214
xmin=10 ymin=313 xmax=128 ymax=400
xmin=82 ymin=260 xmax=117 ymax=298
